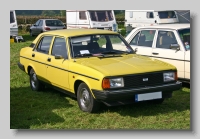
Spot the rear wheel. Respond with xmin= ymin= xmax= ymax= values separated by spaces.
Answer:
xmin=30 ymin=30 xmax=34 ymax=37
xmin=29 ymin=68 xmax=45 ymax=91
xmin=77 ymin=83 xmax=100 ymax=113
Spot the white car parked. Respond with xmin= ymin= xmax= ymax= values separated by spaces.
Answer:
xmin=125 ymin=23 xmax=190 ymax=83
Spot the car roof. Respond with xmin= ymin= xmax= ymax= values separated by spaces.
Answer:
xmin=136 ymin=23 xmax=190 ymax=30
xmin=38 ymin=29 xmax=118 ymax=37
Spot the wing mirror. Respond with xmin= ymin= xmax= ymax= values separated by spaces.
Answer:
xmin=135 ymin=48 xmax=138 ymax=53
xmin=55 ymin=55 xmax=63 ymax=59
xmin=170 ymin=44 xmax=180 ymax=51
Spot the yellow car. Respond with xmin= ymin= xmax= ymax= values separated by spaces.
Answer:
xmin=18 ymin=29 xmax=182 ymax=113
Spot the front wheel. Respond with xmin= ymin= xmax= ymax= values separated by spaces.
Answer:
xmin=29 ymin=68 xmax=45 ymax=91
xmin=77 ymin=83 xmax=100 ymax=113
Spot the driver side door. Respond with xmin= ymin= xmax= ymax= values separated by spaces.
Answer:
xmin=46 ymin=36 xmax=70 ymax=90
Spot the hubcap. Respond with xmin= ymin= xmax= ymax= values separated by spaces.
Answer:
xmin=80 ymin=88 xmax=90 ymax=109
xmin=31 ymin=73 xmax=37 ymax=88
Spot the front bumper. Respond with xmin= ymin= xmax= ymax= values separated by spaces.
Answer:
xmin=92 ymin=81 xmax=182 ymax=105
xmin=18 ymin=62 xmax=25 ymax=72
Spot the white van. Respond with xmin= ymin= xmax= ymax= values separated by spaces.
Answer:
xmin=66 ymin=10 xmax=118 ymax=32
xmin=125 ymin=10 xmax=179 ymax=29
xmin=10 ymin=10 xmax=18 ymax=37
xmin=10 ymin=10 xmax=24 ymax=42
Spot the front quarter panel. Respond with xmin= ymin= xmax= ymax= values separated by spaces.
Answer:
xmin=68 ymin=60 xmax=104 ymax=97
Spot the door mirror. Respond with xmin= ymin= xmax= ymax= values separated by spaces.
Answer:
xmin=135 ymin=48 xmax=138 ymax=53
xmin=55 ymin=55 xmax=63 ymax=59
xmin=170 ymin=44 xmax=180 ymax=50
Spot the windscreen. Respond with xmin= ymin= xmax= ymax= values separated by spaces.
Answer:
xmin=45 ymin=20 xmax=64 ymax=26
xmin=178 ymin=28 xmax=190 ymax=50
xmin=158 ymin=11 xmax=177 ymax=19
xmin=69 ymin=34 xmax=134 ymax=58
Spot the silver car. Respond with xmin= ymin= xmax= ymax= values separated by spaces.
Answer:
xmin=29 ymin=19 xmax=66 ymax=36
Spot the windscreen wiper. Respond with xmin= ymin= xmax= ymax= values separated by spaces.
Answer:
xmin=74 ymin=53 xmax=93 ymax=58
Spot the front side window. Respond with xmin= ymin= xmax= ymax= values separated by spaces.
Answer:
xmin=36 ymin=36 xmax=53 ymax=54
xmin=79 ymin=11 xmax=87 ymax=20
xmin=10 ymin=11 xmax=15 ymax=23
xmin=156 ymin=31 xmax=178 ymax=49
xmin=51 ymin=37 xmax=68 ymax=59
xmin=158 ymin=11 xmax=176 ymax=19
xmin=69 ymin=34 xmax=134 ymax=58
xmin=130 ymin=30 xmax=156 ymax=47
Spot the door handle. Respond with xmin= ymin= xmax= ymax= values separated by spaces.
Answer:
xmin=32 ymin=53 xmax=35 ymax=57
xmin=47 ymin=57 xmax=51 ymax=62
xmin=152 ymin=52 xmax=159 ymax=55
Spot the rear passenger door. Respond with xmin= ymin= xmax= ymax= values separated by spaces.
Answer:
xmin=46 ymin=36 xmax=70 ymax=90
xmin=128 ymin=29 xmax=156 ymax=57
xmin=32 ymin=36 xmax=53 ymax=81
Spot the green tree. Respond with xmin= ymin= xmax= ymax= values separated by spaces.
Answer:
xmin=60 ymin=10 xmax=66 ymax=17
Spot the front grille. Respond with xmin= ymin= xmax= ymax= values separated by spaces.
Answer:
xmin=123 ymin=72 xmax=164 ymax=88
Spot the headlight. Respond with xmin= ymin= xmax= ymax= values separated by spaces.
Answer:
xmin=163 ymin=72 xmax=177 ymax=82
xmin=102 ymin=78 xmax=124 ymax=89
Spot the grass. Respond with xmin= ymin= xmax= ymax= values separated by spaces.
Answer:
xmin=10 ymin=31 xmax=191 ymax=129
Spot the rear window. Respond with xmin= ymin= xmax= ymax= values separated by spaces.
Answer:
xmin=158 ymin=11 xmax=176 ymax=19
xmin=10 ymin=11 xmax=15 ymax=23
xmin=45 ymin=20 xmax=64 ymax=26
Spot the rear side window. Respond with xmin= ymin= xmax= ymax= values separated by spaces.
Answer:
xmin=10 ymin=11 xmax=15 ymax=23
xmin=36 ymin=36 xmax=53 ymax=54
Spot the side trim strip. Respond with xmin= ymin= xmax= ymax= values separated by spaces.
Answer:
xmin=20 ymin=56 xmax=99 ymax=81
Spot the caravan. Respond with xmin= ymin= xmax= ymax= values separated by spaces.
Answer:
xmin=10 ymin=10 xmax=18 ymax=37
xmin=10 ymin=10 xmax=24 ymax=42
xmin=66 ymin=10 xmax=118 ymax=32
xmin=125 ymin=10 xmax=179 ymax=29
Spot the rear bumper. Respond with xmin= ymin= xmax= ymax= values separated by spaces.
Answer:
xmin=92 ymin=81 xmax=182 ymax=105
xmin=18 ymin=62 xmax=25 ymax=72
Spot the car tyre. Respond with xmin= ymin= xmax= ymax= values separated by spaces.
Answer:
xmin=30 ymin=30 xmax=34 ymax=37
xmin=29 ymin=68 xmax=45 ymax=91
xmin=77 ymin=83 xmax=100 ymax=113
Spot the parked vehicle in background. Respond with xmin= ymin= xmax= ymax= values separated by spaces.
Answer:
xmin=18 ymin=29 xmax=182 ymax=113
xmin=125 ymin=23 xmax=190 ymax=83
xmin=124 ymin=10 xmax=179 ymax=35
xmin=10 ymin=10 xmax=18 ymax=37
xmin=10 ymin=10 xmax=24 ymax=42
xmin=66 ymin=10 xmax=118 ymax=32
xmin=29 ymin=19 xmax=66 ymax=36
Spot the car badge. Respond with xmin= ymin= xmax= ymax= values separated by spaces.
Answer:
xmin=143 ymin=78 xmax=148 ymax=81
